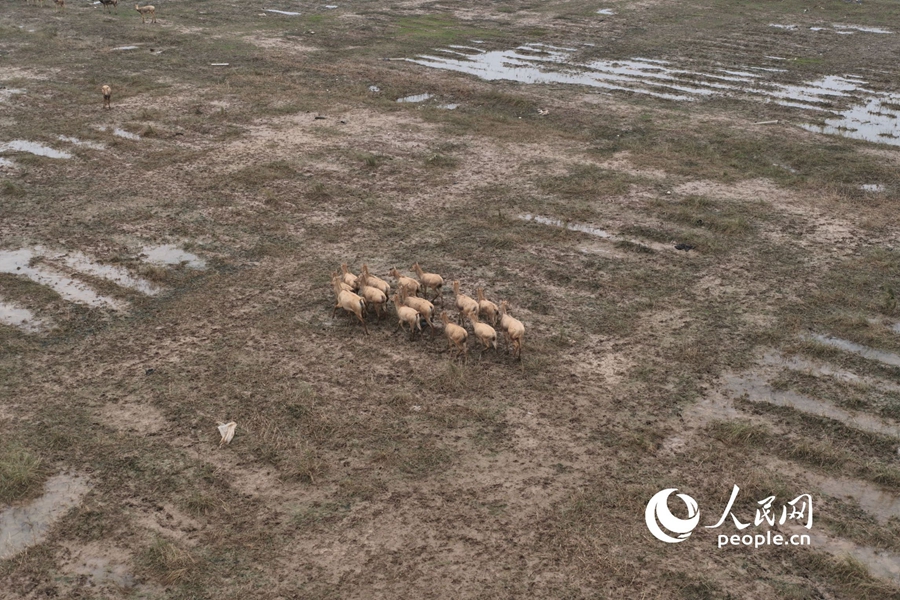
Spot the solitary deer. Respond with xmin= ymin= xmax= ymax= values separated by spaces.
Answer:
xmin=135 ymin=4 xmax=155 ymax=23
xmin=99 ymin=0 xmax=118 ymax=12
xmin=101 ymin=85 xmax=111 ymax=109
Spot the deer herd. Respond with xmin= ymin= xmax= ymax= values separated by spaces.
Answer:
xmin=19 ymin=1 xmax=527 ymax=363
xmin=332 ymin=263 xmax=526 ymax=363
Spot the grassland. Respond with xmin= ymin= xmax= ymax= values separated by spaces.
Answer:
xmin=1 ymin=0 xmax=900 ymax=598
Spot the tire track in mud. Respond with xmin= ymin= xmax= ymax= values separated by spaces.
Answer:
xmin=665 ymin=339 xmax=900 ymax=585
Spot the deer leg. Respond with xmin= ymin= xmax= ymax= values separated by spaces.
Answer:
xmin=356 ymin=311 xmax=368 ymax=335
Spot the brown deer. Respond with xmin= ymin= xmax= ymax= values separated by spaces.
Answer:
xmin=135 ymin=4 xmax=155 ymax=23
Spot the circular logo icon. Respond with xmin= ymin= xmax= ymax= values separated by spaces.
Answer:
xmin=645 ymin=488 xmax=700 ymax=543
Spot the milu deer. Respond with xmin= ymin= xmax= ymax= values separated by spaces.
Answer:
xmin=135 ymin=4 xmax=155 ymax=23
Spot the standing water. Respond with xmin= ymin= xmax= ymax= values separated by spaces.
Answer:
xmin=0 ymin=141 xmax=71 ymax=159
xmin=0 ymin=474 xmax=90 ymax=560
xmin=405 ymin=43 xmax=900 ymax=145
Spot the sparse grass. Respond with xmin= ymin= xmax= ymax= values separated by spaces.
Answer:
xmin=770 ymin=369 xmax=900 ymax=418
xmin=615 ymin=240 xmax=655 ymax=254
xmin=394 ymin=14 xmax=495 ymax=47
xmin=283 ymin=448 xmax=329 ymax=484
xmin=1 ymin=180 xmax=25 ymax=197
xmin=539 ymin=163 xmax=632 ymax=199
xmin=708 ymin=420 xmax=770 ymax=446
xmin=356 ymin=151 xmax=390 ymax=169
xmin=137 ymin=537 xmax=197 ymax=586
xmin=732 ymin=400 xmax=900 ymax=489
xmin=790 ymin=248 xmax=900 ymax=343
xmin=424 ymin=152 xmax=459 ymax=168
xmin=821 ymin=498 xmax=900 ymax=553
xmin=0 ymin=442 xmax=45 ymax=504
xmin=183 ymin=492 xmax=216 ymax=518
xmin=229 ymin=160 xmax=298 ymax=186
xmin=291 ymin=501 xmax=351 ymax=529
xmin=787 ymin=438 xmax=848 ymax=469
xmin=663 ymin=195 xmax=756 ymax=236
xmin=2 ymin=0 xmax=900 ymax=597
xmin=795 ymin=552 xmax=900 ymax=600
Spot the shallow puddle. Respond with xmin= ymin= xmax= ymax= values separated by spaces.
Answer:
xmin=596 ymin=8 xmax=615 ymax=15
xmin=111 ymin=128 xmax=140 ymax=140
xmin=46 ymin=250 xmax=159 ymax=296
xmin=804 ymin=529 xmax=900 ymax=582
xmin=808 ymin=333 xmax=900 ymax=368
xmin=57 ymin=135 xmax=105 ymax=150
xmin=519 ymin=214 xmax=613 ymax=238
xmin=861 ymin=184 xmax=885 ymax=192
xmin=397 ymin=93 xmax=433 ymax=103
xmin=0 ymin=140 xmax=71 ymax=159
xmin=808 ymin=473 xmax=900 ymax=524
xmin=265 ymin=9 xmax=300 ymax=15
xmin=724 ymin=373 xmax=900 ymax=438
xmin=833 ymin=24 xmax=892 ymax=34
xmin=763 ymin=350 xmax=900 ymax=395
xmin=140 ymin=244 xmax=206 ymax=269
xmin=0 ymin=248 xmax=124 ymax=309
xmin=762 ymin=351 xmax=865 ymax=384
xmin=447 ymin=44 xmax=484 ymax=53
xmin=0 ymin=158 xmax=14 ymax=168
xmin=799 ymin=93 xmax=900 ymax=146
xmin=407 ymin=44 xmax=900 ymax=145
xmin=519 ymin=213 xmax=674 ymax=252
xmin=408 ymin=46 xmax=716 ymax=102
xmin=0 ymin=474 xmax=90 ymax=560
xmin=111 ymin=45 xmax=139 ymax=51
xmin=0 ymin=87 xmax=25 ymax=102
xmin=0 ymin=298 xmax=47 ymax=332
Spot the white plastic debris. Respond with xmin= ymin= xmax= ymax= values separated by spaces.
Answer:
xmin=217 ymin=421 xmax=237 ymax=445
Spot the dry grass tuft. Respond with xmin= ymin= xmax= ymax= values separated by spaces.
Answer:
xmin=0 ymin=442 xmax=45 ymax=504
xmin=138 ymin=537 xmax=197 ymax=586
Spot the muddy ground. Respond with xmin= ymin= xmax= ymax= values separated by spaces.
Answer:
xmin=1 ymin=0 xmax=900 ymax=598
